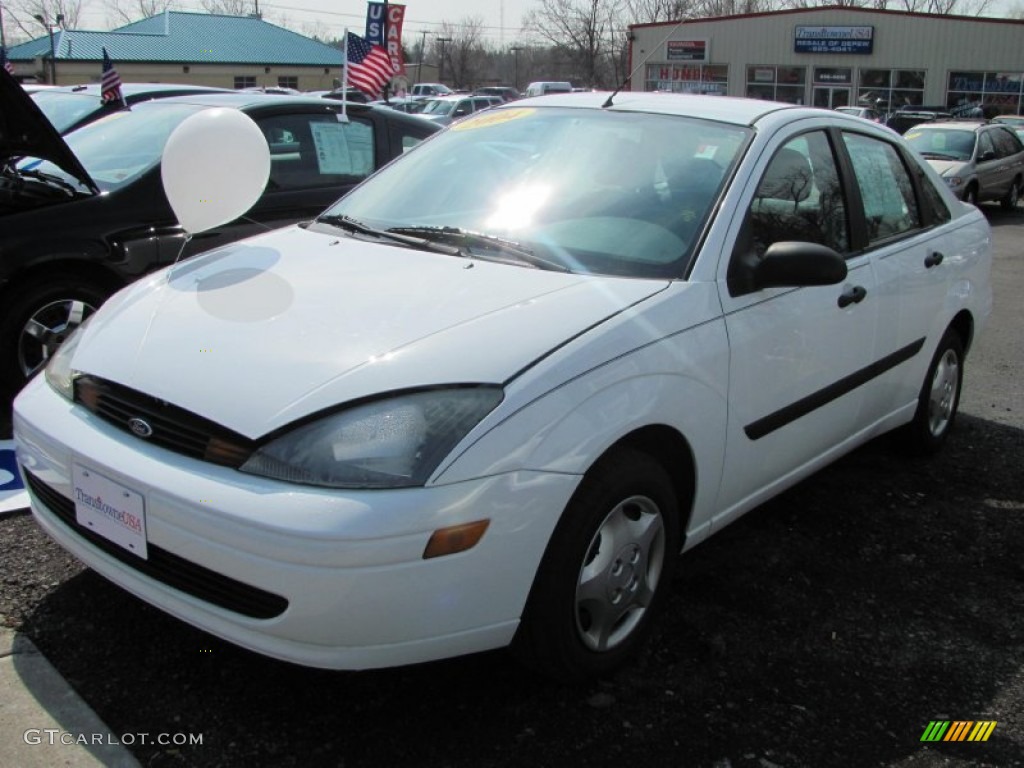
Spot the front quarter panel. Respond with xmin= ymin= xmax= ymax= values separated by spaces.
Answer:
xmin=435 ymin=281 xmax=729 ymax=546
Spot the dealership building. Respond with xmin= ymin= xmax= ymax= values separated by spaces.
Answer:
xmin=628 ymin=6 xmax=1024 ymax=115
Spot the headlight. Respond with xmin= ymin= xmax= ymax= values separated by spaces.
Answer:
xmin=943 ymin=176 xmax=963 ymax=188
xmin=240 ymin=387 xmax=503 ymax=488
xmin=44 ymin=319 xmax=91 ymax=401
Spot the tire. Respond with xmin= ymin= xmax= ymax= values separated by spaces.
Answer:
xmin=962 ymin=185 xmax=979 ymax=207
xmin=0 ymin=278 xmax=109 ymax=397
xmin=512 ymin=446 xmax=681 ymax=682
xmin=900 ymin=329 xmax=965 ymax=455
xmin=1000 ymin=180 xmax=1020 ymax=211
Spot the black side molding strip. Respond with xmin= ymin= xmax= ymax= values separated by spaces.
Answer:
xmin=744 ymin=337 xmax=926 ymax=441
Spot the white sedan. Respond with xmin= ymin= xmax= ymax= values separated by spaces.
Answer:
xmin=13 ymin=92 xmax=992 ymax=681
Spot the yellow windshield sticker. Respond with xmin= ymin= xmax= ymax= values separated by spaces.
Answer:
xmin=452 ymin=108 xmax=536 ymax=131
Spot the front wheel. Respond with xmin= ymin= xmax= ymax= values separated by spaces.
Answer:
xmin=962 ymin=185 xmax=979 ymax=207
xmin=512 ymin=447 xmax=681 ymax=682
xmin=900 ymin=329 xmax=965 ymax=455
xmin=0 ymin=278 xmax=109 ymax=396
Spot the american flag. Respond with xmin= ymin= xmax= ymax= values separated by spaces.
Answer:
xmin=345 ymin=32 xmax=392 ymax=98
xmin=101 ymin=47 xmax=124 ymax=104
xmin=1 ymin=47 xmax=14 ymax=76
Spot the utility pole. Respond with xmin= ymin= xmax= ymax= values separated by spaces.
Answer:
xmin=1 ymin=2 xmax=8 ymax=49
xmin=33 ymin=12 xmax=61 ymax=84
xmin=436 ymin=36 xmax=451 ymax=85
xmin=510 ymin=45 xmax=523 ymax=91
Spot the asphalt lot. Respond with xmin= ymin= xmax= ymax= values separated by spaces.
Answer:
xmin=0 ymin=205 xmax=1021 ymax=768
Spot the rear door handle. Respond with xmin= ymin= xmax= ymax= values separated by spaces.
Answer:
xmin=838 ymin=285 xmax=867 ymax=308
xmin=924 ymin=251 xmax=945 ymax=268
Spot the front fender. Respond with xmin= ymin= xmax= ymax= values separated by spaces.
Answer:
xmin=434 ymin=319 xmax=730 ymax=542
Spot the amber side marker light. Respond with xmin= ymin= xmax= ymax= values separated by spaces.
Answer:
xmin=423 ymin=520 xmax=490 ymax=559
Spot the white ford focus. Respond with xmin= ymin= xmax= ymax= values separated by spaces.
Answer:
xmin=13 ymin=93 xmax=992 ymax=681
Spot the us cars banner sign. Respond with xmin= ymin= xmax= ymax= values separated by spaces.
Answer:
xmin=366 ymin=2 xmax=406 ymax=76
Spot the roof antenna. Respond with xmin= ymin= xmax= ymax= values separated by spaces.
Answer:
xmin=603 ymin=17 xmax=690 ymax=109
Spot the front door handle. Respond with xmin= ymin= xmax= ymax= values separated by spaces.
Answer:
xmin=924 ymin=251 xmax=945 ymax=268
xmin=838 ymin=285 xmax=867 ymax=308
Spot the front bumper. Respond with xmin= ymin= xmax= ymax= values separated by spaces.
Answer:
xmin=14 ymin=376 xmax=579 ymax=669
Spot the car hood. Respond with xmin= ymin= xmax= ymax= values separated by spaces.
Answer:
xmin=925 ymin=158 xmax=969 ymax=177
xmin=73 ymin=226 xmax=668 ymax=438
xmin=0 ymin=68 xmax=98 ymax=193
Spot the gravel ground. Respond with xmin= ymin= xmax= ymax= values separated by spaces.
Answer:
xmin=1 ymin=208 xmax=1021 ymax=768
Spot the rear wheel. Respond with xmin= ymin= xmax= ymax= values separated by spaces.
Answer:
xmin=512 ymin=447 xmax=680 ymax=682
xmin=901 ymin=329 xmax=964 ymax=455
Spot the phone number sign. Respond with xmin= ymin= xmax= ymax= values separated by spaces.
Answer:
xmin=795 ymin=25 xmax=874 ymax=54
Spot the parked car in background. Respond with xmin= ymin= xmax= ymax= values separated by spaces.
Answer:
xmin=13 ymin=91 xmax=991 ymax=682
xmin=0 ymin=69 xmax=440 ymax=408
xmin=240 ymin=86 xmax=302 ymax=95
xmin=416 ymin=94 xmax=498 ymax=126
xmin=316 ymin=87 xmax=372 ymax=104
xmin=524 ymin=81 xmax=573 ymax=97
xmin=903 ymin=120 xmax=1024 ymax=207
xmin=368 ymin=97 xmax=426 ymax=113
xmin=410 ymin=83 xmax=453 ymax=99
xmin=991 ymin=114 xmax=1024 ymax=129
xmin=835 ymin=106 xmax=883 ymax=123
xmin=473 ymin=86 xmax=520 ymax=102
xmin=885 ymin=108 xmax=951 ymax=135
xmin=30 ymin=82 xmax=232 ymax=134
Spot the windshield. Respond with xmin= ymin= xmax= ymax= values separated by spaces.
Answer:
xmin=18 ymin=102 xmax=208 ymax=192
xmin=30 ymin=90 xmax=109 ymax=133
xmin=319 ymin=106 xmax=749 ymax=279
xmin=904 ymin=128 xmax=977 ymax=161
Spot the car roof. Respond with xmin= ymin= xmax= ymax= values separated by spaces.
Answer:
xmin=512 ymin=91 xmax=800 ymax=127
xmin=48 ymin=82 xmax=232 ymax=102
xmin=122 ymin=91 xmax=440 ymax=131
xmin=909 ymin=121 xmax=990 ymax=132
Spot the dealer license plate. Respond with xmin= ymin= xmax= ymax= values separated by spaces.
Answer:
xmin=72 ymin=464 xmax=148 ymax=559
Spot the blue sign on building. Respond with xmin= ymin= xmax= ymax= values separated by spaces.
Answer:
xmin=795 ymin=25 xmax=874 ymax=55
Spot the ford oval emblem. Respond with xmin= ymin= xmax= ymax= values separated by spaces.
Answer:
xmin=128 ymin=418 xmax=154 ymax=438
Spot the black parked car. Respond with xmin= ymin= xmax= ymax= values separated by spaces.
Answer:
xmin=31 ymin=81 xmax=234 ymax=133
xmin=0 ymin=68 xmax=440 ymax=417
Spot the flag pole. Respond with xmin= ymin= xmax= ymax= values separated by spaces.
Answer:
xmin=340 ymin=28 xmax=350 ymax=122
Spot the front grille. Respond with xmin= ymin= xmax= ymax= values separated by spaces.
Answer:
xmin=74 ymin=376 xmax=256 ymax=468
xmin=25 ymin=470 xmax=288 ymax=620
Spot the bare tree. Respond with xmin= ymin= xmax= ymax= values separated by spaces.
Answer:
xmin=105 ymin=0 xmax=173 ymax=27
xmin=436 ymin=16 xmax=486 ymax=89
xmin=199 ymin=0 xmax=254 ymax=16
xmin=5 ymin=0 xmax=84 ymax=39
xmin=625 ymin=0 xmax=688 ymax=21
xmin=527 ymin=0 xmax=625 ymax=88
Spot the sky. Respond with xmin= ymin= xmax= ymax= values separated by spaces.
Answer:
xmin=73 ymin=0 xmax=542 ymax=47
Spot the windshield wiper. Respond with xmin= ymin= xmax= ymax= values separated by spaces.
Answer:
xmin=9 ymin=166 xmax=91 ymax=198
xmin=919 ymin=151 xmax=960 ymax=160
xmin=317 ymin=214 xmax=462 ymax=256
xmin=388 ymin=226 xmax=569 ymax=272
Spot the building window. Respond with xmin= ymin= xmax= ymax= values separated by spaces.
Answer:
xmin=234 ymin=76 xmax=257 ymax=89
xmin=645 ymin=64 xmax=728 ymax=95
xmin=857 ymin=69 xmax=925 ymax=111
xmin=746 ymin=66 xmax=806 ymax=104
xmin=947 ymin=71 xmax=1024 ymax=116
xmin=278 ymin=76 xmax=298 ymax=90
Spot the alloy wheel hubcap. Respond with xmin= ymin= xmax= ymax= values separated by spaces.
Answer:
xmin=18 ymin=299 xmax=95 ymax=377
xmin=574 ymin=495 xmax=665 ymax=652
xmin=927 ymin=349 xmax=960 ymax=437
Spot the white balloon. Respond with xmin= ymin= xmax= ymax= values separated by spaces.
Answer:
xmin=161 ymin=108 xmax=271 ymax=235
